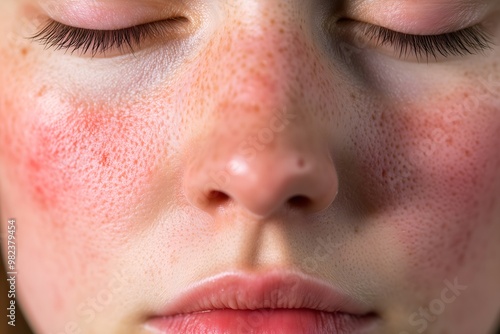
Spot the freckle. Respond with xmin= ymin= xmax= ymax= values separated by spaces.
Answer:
xmin=20 ymin=48 xmax=28 ymax=56
xmin=248 ymin=104 xmax=260 ymax=113
xmin=37 ymin=86 xmax=47 ymax=97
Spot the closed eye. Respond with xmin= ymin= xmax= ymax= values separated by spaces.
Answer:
xmin=335 ymin=19 xmax=494 ymax=62
xmin=31 ymin=17 xmax=188 ymax=57
xmin=365 ymin=24 xmax=493 ymax=60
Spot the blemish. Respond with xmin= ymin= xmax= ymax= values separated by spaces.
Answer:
xmin=37 ymin=86 xmax=47 ymax=97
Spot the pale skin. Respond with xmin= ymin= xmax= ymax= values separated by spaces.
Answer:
xmin=0 ymin=0 xmax=500 ymax=333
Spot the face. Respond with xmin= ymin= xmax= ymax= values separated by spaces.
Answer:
xmin=1 ymin=0 xmax=499 ymax=333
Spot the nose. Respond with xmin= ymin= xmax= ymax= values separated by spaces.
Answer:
xmin=181 ymin=5 xmax=339 ymax=219
xmin=184 ymin=134 xmax=339 ymax=218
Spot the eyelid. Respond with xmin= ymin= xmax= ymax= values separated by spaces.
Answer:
xmin=39 ymin=0 xmax=187 ymax=30
xmin=343 ymin=0 xmax=493 ymax=35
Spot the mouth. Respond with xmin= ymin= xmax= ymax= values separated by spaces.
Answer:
xmin=144 ymin=269 xmax=379 ymax=334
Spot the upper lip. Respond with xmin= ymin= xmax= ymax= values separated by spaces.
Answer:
xmin=155 ymin=269 xmax=372 ymax=317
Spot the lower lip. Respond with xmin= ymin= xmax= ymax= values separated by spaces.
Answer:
xmin=146 ymin=309 xmax=377 ymax=334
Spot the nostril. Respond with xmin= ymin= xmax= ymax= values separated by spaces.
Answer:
xmin=207 ymin=190 xmax=230 ymax=205
xmin=288 ymin=195 xmax=311 ymax=208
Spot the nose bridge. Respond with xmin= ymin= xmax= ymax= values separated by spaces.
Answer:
xmin=187 ymin=5 xmax=322 ymax=156
xmin=205 ymin=5 xmax=311 ymax=115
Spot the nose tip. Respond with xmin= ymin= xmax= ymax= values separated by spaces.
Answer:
xmin=184 ymin=148 xmax=339 ymax=218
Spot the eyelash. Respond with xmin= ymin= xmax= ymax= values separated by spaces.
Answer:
xmin=357 ymin=24 xmax=494 ymax=61
xmin=32 ymin=19 xmax=494 ymax=60
xmin=31 ymin=19 xmax=186 ymax=57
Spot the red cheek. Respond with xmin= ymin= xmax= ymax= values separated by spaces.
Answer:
xmin=348 ymin=84 xmax=500 ymax=287
xmin=17 ymin=106 xmax=162 ymax=226
xmin=392 ymin=89 xmax=500 ymax=278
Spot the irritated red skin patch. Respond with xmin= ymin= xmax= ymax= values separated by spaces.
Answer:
xmin=0 ymin=99 xmax=170 ymax=307
xmin=3 ymin=102 xmax=165 ymax=230
xmin=356 ymin=85 xmax=500 ymax=288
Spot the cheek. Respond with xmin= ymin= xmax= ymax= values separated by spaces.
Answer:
xmin=0 ymin=65 xmax=185 ymax=325
xmin=373 ymin=86 xmax=500 ymax=282
xmin=0 ymin=94 xmax=175 ymax=320
xmin=0 ymin=93 xmax=174 ymax=247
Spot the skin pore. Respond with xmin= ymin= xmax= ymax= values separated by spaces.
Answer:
xmin=0 ymin=0 xmax=500 ymax=333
